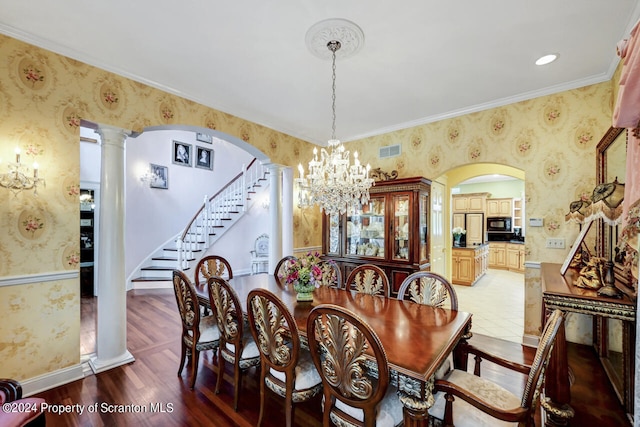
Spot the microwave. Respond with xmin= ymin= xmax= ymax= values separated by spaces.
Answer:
xmin=487 ymin=216 xmax=512 ymax=232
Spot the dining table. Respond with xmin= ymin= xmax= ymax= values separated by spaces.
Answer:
xmin=195 ymin=273 xmax=473 ymax=426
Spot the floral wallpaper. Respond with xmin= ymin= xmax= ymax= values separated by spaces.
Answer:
xmin=0 ymin=30 xmax=617 ymax=381
xmin=0 ymin=34 xmax=314 ymax=380
xmin=345 ymin=83 xmax=613 ymax=343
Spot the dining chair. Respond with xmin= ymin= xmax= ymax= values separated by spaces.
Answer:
xmin=246 ymin=288 xmax=322 ymax=427
xmin=397 ymin=271 xmax=458 ymax=310
xmin=250 ymin=233 xmax=269 ymax=274
xmin=274 ymin=255 xmax=298 ymax=284
xmin=172 ymin=270 xmax=220 ymax=390
xmin=207 ymin=276 xmax=261 ymax=411
xmin=397 ymin=271 xmax=458 ymax=379
xmin=428 ymin=309 xmax=564 ymax=427
xmin=307 ymin=304 xmax=404 ymax=427
xmin=316 ymin=259 xmax=342 ymax=288
xmin=344 ymin=264 xmax=389 ymax=297
xmin=194 ymin=255 xmax=233 ymax=287
xmin=194 ymin=255 xmax=233 ymax=311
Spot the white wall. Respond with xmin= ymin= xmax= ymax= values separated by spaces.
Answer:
xmin=80 ymin=127 xmax=269 ymax=280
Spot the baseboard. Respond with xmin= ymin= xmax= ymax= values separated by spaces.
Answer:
xmin=20 ymin=363 xmax=85 ymax=397
xmin=131 ymin=280 xmax=172 ymax=290
xmin=522 ymin=333 xmax=540 ymax=348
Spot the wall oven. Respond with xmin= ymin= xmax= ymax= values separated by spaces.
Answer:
xmin=487 ymin=216 xmax=512 ymax=233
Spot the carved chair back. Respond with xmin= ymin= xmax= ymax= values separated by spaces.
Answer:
xmin=172 ymin=269 xmax=219 ymax=389
xmin=307 ymin=304 xmax=390 ymax=427
xmin=274 ymin=255 xmax=298 ymax=283
xmin=345 ymin=264 xmax=389 ymax=297
xmin=194 ymin=255 xmax=233 ymax=288
xmin=317 ymin=260 xmax=342 ymax=288
xmin=397 ymin=271 xmax=458 ymax=310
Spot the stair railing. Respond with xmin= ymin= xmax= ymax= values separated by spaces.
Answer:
xmin=176 ymin=159 xmax=266 ymax=270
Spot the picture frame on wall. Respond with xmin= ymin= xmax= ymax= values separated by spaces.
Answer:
xmin=196 ymin=132 xmax=213 ymax=144
xmin=172 ymin=140 xmax=192 ymax=166
xmin=195 ymin=147 xmax=214 ymax=171
xmin=149 ymin=163 xmax=169 ymax=189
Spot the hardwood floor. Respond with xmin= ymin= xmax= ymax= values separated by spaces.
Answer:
xmin=34 ymin=289 xmax=630 ymax=426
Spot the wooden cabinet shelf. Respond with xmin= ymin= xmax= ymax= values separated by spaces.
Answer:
xmin=452 ymin=192 xmax=489 ymax=213
xmin=323 ymin=177 xmax=431 ymax=296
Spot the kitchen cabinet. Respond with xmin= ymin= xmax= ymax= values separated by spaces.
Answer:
xmin=452 ymin=244 xmax=488 ymax=286
xmin=487 ymin=198 xmax=513 ymax=217
xmin=488 ymin=242 xmax=507 ymax=269
xmin=506 ymin=243 xmax=525 ymax=272
xmin=323 ymin=176 xmax=431 ymax=296
xmin=452 ymin=192 xmax=489 ymax=213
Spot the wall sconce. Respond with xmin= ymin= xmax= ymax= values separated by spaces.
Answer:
xmin=261 ymin=195 xmax=270 ymax=210
xmin=0 ymin=147 xmax=45 ymax=196
xmin=140 ymin=168 xmax=159 ymax=184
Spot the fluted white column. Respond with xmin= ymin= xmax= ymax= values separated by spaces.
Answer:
xmin=89 ymin=125 xmax=135 ymax=374
xmin=268 ymin=164 xmax=283 ymax=273
xmin=281 ymin=167 xmax=293 ymax=256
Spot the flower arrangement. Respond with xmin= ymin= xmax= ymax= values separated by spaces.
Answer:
xmin=452 ymin=227 xmax=466 ymax=237
xmin=279 ymin=252 xmax=325 ymax=300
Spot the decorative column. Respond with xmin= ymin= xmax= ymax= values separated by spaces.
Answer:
xmin=281 ymin=167 xmax=293 ymax=257
xmin=89 ymin=125 xmax=135 ymax=374
xmin=268 ymin=163 xmax=283 ymax=273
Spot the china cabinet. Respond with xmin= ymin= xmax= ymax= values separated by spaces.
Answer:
xmin=322 ymin=176 xmax=431 ymax=296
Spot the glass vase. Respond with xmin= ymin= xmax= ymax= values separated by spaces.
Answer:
xmin=293 ymin=281 xmax=315 ymax=302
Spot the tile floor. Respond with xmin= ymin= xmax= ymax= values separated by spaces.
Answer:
xmin=453 ymin=268 xmax=524 ymax=343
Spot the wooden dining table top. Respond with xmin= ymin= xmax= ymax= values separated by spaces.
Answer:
xmin=195 ymin=273 xmax=472 ymax=383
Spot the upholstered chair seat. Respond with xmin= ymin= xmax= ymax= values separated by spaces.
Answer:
xmin=428 ymin=369 xmax=521 ymax=427
xmin=266 ymin=349 xmax=322 ymax=401
xmin=247 ymin=288 xmax=322 ymax=427
xmin=333 ymin=386 xmax=404 ymax=427
xmin=173 ymin=270 xmax=220 ymax=390
xmin=428 ymin=309 xmax=564 ymax=427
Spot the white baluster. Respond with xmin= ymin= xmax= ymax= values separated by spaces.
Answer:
xmin=176 ymin=238 xmax=183 ymax=270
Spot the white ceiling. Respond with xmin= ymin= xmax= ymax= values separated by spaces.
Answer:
xmin=1 ymin=1 xmax=639 ymax=145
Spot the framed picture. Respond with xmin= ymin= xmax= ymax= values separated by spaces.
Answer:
xmin=172 ymin=141 xmax=192 ymax=166
xmin=560 ymin=220 xmax=593 ymax=274
xmin=149 ymin=163 xmax=169 ymax=189
xmin=196 ymin=132 xmax=213 ymax=144
xmin=195 ymin=147 xmax=214 ymax=171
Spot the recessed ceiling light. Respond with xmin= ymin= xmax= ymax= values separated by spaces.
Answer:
xmin=535 ymin=54 xmax=558 ymax=66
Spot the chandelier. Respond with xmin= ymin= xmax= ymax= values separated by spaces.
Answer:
xmin=297 ymin=22 xmax=373 ymax=216
xmin=0 ymin=147 xmax=45 ymax=196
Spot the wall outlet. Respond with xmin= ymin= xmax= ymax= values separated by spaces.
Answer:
xmin=546 ymin=238 xmax=565 ymax=249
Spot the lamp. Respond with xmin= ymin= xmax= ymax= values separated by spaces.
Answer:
xmin=296 ymin=20 xmax=373 ymax=216
xmin=565 ymin=199 xmax=592 ymax=228
xmin=585 ymin=178 xmax=625 ymax=298
xmin=0 ymin=147 xmax=45 ymax=196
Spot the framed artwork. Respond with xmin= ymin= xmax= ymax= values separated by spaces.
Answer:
xmin=560 ymin=220 xmax=593 ymax=274
xmin=150 ymin=163 xmax=169 ymax=189
xmin=196 ymin=132 xmax=213 ymax=143
xmin=195 ymin=147 xmax=214 ymax=171
xmin=172 ymin=141 xmax=192 ymax=166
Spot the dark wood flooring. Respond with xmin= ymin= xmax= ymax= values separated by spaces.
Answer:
xmin=34 ymin=289 xmax=630 ymax=426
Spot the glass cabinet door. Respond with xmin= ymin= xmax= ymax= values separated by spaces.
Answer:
xmin=419 ymin=193 xmax=429 ymax=263
xmin=326 ymin=213 xmax=341 ymax=255
xmin=345 ymin=196 xmax=385 ymax=259
xmin=392 ymin=193 xmax=410 ymax=262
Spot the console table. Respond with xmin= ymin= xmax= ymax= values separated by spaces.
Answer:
xmin=541 ymin=262 xmax=636 ymax=425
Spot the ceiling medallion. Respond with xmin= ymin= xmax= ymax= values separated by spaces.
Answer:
xmin=305 ymin=18 xmax=365 ymax=60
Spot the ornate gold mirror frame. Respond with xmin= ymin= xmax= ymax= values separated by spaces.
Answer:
xmin=596 ymin=126 xmax=636 ymax=298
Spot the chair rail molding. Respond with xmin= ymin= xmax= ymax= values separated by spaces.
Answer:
xmin=0 ymin=270 xmax=78 ymax=288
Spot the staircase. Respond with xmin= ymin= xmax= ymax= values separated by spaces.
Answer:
xmin=130 ymin=160 xmax=269 ymax=289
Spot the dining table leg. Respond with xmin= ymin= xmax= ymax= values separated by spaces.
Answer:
xmin=398 ymin=375 xmax=435 ymax=426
